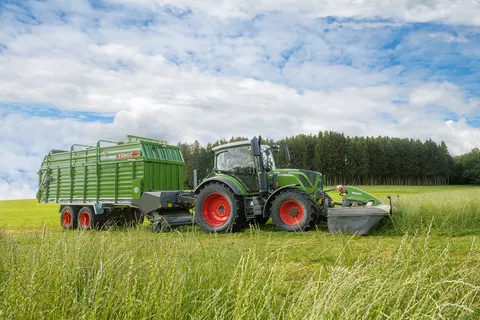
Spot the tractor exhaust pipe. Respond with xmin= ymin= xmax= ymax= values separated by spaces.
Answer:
xmin=193 ymin=169 xmax=198 ymax=189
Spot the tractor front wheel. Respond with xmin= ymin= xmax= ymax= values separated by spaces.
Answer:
xmin=270 ymin=189 xmax=318 ymax=232
xmin=195 ymin=183 xmax=246 ymax=233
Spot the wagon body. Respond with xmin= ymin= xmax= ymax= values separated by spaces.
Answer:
xmin=37 ymin=135 xmax=185 ymax=205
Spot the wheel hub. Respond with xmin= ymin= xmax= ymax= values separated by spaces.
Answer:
xmin=279 ymin=199 xmax=305 ymax=226
xmin=289 ymin=208 xmax=299 ymax=217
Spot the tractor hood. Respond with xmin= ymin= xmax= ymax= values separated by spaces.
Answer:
xmin=268 ymin=169 xmax=322 ymax=191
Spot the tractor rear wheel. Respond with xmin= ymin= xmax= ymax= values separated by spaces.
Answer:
xmin=60 ymin=206 xmax=78 ymax=229
xmin=195 ymin=183 xmax=246 ymax=233
xmin=270 ymin=189 xmax=318 ymax=232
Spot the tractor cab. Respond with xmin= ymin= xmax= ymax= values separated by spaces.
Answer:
xmin=212 ymin=140 xmax=276 ymax=193
xmin=213 ymin=141 xmax=276 ymax=172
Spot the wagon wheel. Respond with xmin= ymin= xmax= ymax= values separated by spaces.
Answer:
xmin=60 ymin=206 xmax=78 ymax=229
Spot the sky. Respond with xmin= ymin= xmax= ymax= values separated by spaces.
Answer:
xmin=0 ymin=0 xmax=479 ymax=199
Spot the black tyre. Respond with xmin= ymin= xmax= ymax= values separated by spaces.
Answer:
xmin=270 ymin=189 xmax=318 ymax=232
xmin=317 ymin=193 xmax=331 ymax=223
xmin=77 ymin=206 xmax=98 ymax=231
xmin=60 ymin=206 xmax=78 ymax=230
xmin=194 ymin=183 xmax=246 ymax=233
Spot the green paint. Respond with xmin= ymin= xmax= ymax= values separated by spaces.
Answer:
xmin=214 ymin=173 xmax=249 ymax=195
xmin=132 ymin=179 xmax=143 ymax=200
xmin=344 ymin=186 xmax=383 ymax=205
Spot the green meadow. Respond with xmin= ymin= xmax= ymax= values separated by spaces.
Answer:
xmin=1 ymin=185 xmax=479 ymax=319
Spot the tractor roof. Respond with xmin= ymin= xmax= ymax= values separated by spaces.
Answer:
xmin=212 ymin=140 xmax=250 ymax=152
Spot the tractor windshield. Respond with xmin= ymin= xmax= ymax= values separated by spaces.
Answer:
xmin=215 ymin=145 xmax=254 ymax=172
xmin=261 ymin=146 xmax=276 ymax=171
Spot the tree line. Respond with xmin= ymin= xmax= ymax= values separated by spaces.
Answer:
xmin=450 ymin=148 xmax=480 ymax=184
xmin=178 ymin=131 xmax=478 ymax=188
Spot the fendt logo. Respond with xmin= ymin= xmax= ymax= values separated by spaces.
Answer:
xmin=116 ymin=152 xmax=140 ymax=159
xmin=100 ymin=152 xmax=140 ymax=161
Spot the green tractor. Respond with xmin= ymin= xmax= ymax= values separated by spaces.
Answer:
xmin=194 ymin=137 xmax=331 ymax=233
xmin=132 ymin=136 xmax=391 ymax=234
xmin=193 ymin=136 xmax=392 ymax=234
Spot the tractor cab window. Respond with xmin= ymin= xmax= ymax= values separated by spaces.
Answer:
xmin=261 ymin=146 xmax=276 ymax=171
xmin=215 ymin=146 xmax=254 ymax=172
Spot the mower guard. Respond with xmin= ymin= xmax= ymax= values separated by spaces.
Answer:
xmin=327 ymin=205 xmax=390 ymax=235
xmin=326 ymin=186 xmax=392 ymax=235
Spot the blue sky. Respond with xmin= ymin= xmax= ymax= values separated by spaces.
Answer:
xmin=0 ymin=0 xmax=479 ymax=199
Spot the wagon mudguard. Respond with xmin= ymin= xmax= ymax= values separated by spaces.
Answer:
xmin=58 ymin=203 xmax=105 ymax=215
xmin=194 ymin=177 xmax=247 ymax=195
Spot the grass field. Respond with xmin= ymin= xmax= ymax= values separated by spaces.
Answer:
xmin=1 ymin=185 xmax=480 ymax=319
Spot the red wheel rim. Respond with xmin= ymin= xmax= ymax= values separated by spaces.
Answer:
xmin=79 ymin=211 xmax=91 ymax=227
xmin=279 ymin=200 xmax=304 ymax=226
xmin=202 ymin=193 xmax=231 ymax=227
xmin=62 ymin=211 xmax=72 ymax=227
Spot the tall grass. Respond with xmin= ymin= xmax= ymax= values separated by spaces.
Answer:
xmin=1 ymin=188 xmax=480 ymax=319
xmin=387 ymin=189 xmax=480 ymax=235
xmin=0 ymin=227 xmax=478 ymax=319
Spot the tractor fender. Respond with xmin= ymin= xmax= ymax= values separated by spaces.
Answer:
xmin=194 ymin=177 xmax=246 ymax=195
xmin=262 ymin=184 xmax=300 ymax=218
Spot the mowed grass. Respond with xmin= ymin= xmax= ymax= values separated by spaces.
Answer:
xmin=0 ymin=200 xmax=59 ymax=229
xmin=1 ymin=185 xmax=480 ymax=319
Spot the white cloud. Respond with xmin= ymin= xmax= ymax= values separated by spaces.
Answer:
xmin=0 ymin=112 xmax=112 ymax=199
xmin=0 ymin=181 xmax=36 ymax=201
xmin=410 ymin=82 xmax=479 ymax=115
xmin=108 ymin=0 xmax=480 ymax=26
xmin=445 ymin=119 xmax=480 ymax=155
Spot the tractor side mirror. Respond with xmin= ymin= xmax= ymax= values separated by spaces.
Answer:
xmin=284 ymin=147 xmax=291 ymax=163
xmin=251 ymin=137 xmax=261 ymax=156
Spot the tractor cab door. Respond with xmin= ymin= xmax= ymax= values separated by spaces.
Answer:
xmin=215 ymin=145 xmax=259 ymax=193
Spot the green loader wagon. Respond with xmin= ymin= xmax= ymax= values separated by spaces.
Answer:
xmin=37 ymin=135 xmax=187 ymax=230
